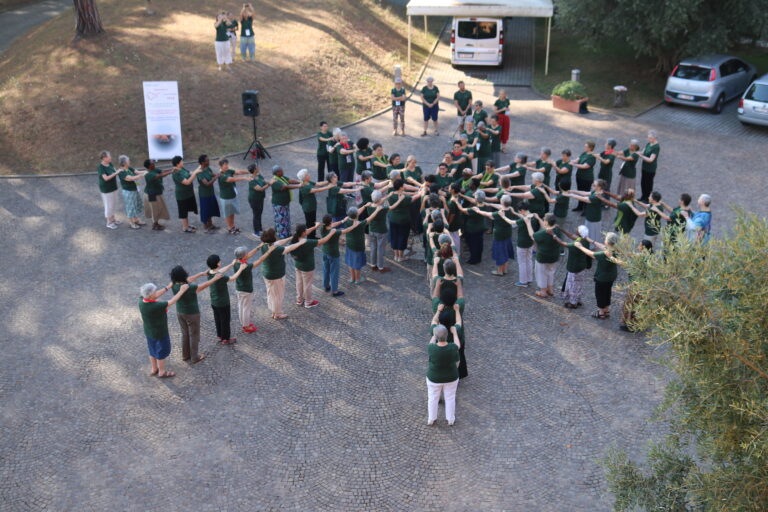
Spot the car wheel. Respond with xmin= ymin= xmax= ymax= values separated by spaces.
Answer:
xmin=712 ymin=94 xmax=724 ymax=114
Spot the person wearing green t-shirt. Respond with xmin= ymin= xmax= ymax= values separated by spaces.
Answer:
xmin=355 ymin=137 xmax=375 ymax=177
xmin=370 ymin=142 xmax=389 ymax=181
xmin=342 ymin=205 xmax=384 ymax=284
xmin=426 ymin=310 xmax=462 ymax=425
xmin=475 ymin=121 xmax=492 ymax=172
xmin=138 ymin=282 xmax=190 ymax=379
xmin=453 ymin=189 xmax=490 ymax=265
xmin=195 ymin=154 xmax=221 ymax=233
xmin=471 ymin=101 xmax=488 ymax=128
xmin=97 ymin=151 xmax=121 ymax=229
xmin=116 ymin=154 xmax=148 ymax=229
xmin=420 ymin=76 xmax=440 ymax=136
xmin=552 ymin=225 xmax=591 ymax=308
xmin=391 ymin=77 xmax=407 ymax=136
xmin=487 ymin=115 xmax=502 ymax=167
xmin=297 ymin=168 xmax=333 ymax=239
xmin=593 ymin=138 xmax=617 ymax=192
xmin=574 ymin=232 xmax=623 ymax=319
xmin=508 ymin=201 xmax=539 ymax=286
xmin=288 ymin=222 xmax=339 ymax=308
xmin=143 ymin=159 xmax=173 ymax=230
xmin=637 ymin=130 xmax=660 ymax=202
xmin=388 ymin=179 xmax=426 ymax=262
xmin=320 ymin=214 xmax=348 ymax=296
xmin=635 ymin=191 xmax=673 ymax=247
xmin=316 ymin=121 xmax=334 ymax=181
xmin=526 ymin=213 xmax=560 ymax=298
xmin=258 ymin=228 xmax=308 ymax=320
xmin=169 ymin=265 xmax=226 ymax=364
xmin=615 ymin=140 xmax=641 ymax=197
xmin=217 ymin=158 xmax=252 ymax=235
xmin=246 ymin=163 xmax=272 ymax=236
xmin=334 ymin=132 xmax=357 ymax=183
xmin=368 ymin=189 xmax=395 ymax=272
xmin=171 ymin=155 xmax=203 ymax=233
xmin=604 ymin=188 xmax=643 ymax=235
xmin=553 ymin=149 xmax=574 ymax=192
xmin=204 ymin=254 xmax=248 ymax=344
xmin=270 ymin=165 xmax=302 ymax=239
xmin=214 ymin=12 xmax=232 ymax=70
xmin=233 ymin=243 xmax=278 ymax=332
xmin=325 ymin=172 xmax=363 ymax=223
xmin=471 ymin=194 xmax=516 ymax=276
xmin=665 ymin=193 xmax=692 ymax=245
xmin=453 ymin=81 xmax=473 ymax=131
xmin=565 ymin=179 xmax=613 ymax=242
xmin=493 ymin=90 xmax=511 ymax=151
xmin=238 ymin=4 xmax=255 ymax=61
xmin=524 ymin=147 xmax=554 ymax=188
xmin=570 ymin=141 xmax=597 ymax=212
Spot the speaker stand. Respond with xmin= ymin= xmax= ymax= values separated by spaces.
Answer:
xmin=243 ymin=116 xmax=271 ymax=161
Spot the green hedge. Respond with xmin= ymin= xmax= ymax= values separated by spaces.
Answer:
xmin=551 ymin=80 xmax=587 ymax=100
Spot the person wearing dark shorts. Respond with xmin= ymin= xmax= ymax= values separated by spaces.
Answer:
xmin=138 ymin=282 xmax=190 ymax=378
xmin=195 ymin=154 xmax=221 ymax=233
xmin=171 ymin=155 xmax=202 ymax=233
xmin=420 ymin=76 xmax=440 ymax=136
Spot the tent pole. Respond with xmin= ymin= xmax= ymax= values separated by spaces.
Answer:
xmin=545 ymin=16 xmax=551 ymax=76
xmin=408 ymin=16 xmax=412 ymax=71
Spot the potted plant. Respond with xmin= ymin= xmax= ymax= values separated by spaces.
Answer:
xmin=551 ymin=81 xmax=589 ymax=113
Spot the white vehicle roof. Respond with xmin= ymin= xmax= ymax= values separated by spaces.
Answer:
xmin=406 ymin=0 xmax=554 ymax=18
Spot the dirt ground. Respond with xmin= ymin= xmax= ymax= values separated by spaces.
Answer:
xmin=0 ymin=0 xmax=440 ymax=174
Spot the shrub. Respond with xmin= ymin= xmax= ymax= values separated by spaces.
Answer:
xmin=551 ymin=80 xmax=587 ymax=100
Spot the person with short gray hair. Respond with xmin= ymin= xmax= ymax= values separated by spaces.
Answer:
xmin=506 ymin=171 xmax=554 ymax=217
xmin=526 ymin=147 xmax=554 ymax=187
xmin=270 ymin=165 xmax=302 ymax=239
xmin=97 ymin=151 xmax=121 ymax=229
xmin=472 ymin=100 xmax=488 ymax=126
xmin=298 ymin=168 xmax=333 ymax=239
xmin=233 ymin=243 xmax=268 ymax=333
xmin=470 ymin=193 xmax=516 ymax=276
xmin=426 ymin=304 xmax=463 ymax=426
xmin=525 ymin=213 xmax=561 ymax=298
xmin=138 ymin=281 xmax=190 ymax=379
xmin=367 ymin=189 xmax=397 ymax=272
xmin=117 ymin=154 xmax=148 ymax=229
xmin=420 ymin=76 xmax=440 ymax=136
xmin=342 ymin=203 xmax=385 ymax=283
xmin=683 ymin=193 xmax=712 ymax=244
xmin=637 ymin=130 xmax=660 ymax=202
xmin=574 ymin=232 xmax=623 ymax=319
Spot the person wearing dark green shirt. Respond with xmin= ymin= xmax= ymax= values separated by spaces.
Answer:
xmin=143 ymin=159 xmax=172 ymax=230
xmin=594 ymin=138 xmax=617 ymax=192
xmin=139 ymin=281 xmax=190 ymax=379
xmin=565 ymin=179 xmax=611 ymax=242
xmin=258 ymin=228 xmax=307 ymax=320
xmin=355 ymin=137 xmax=374 ymax=176
xmin=471 ymin=101 xmax=488 ymax=127
xmin=453 ymin=81 xmax=473 ymax=131
xmin=570 ymin=141 xmax=597 ymax=212
xmin=637 ymin=130 xmax=660 ymax=202
xmin=367 ymin=189 xmax=393 ymax=272
xmin=335 ymin=132 xmax=356 ymax=182
xmin=666 ymin=193 xmax=693 ymax=245
xmin=391 ymin=77 xmax=407 ymax=136
xmin=388 ymin=179 xmax=425 ymax=261
xmin=214 ymin=12 xmax=232 ymax=70
xmin=343 ymin=205 xmax=384 ymax=284
xmin=426 ymin=309 xmax=462 ymax=425
xmin=636 ymin=191 xmax=672 ymax=246
xmin=320 ymin=215 xmax=347 ymax=296
xmin=326 ymin=172 xmax=362 ymax=222
xmin=247 ymin=163 xmax=272 ymax=236
xmin=574 ymin=232 xmax=622 ymax=319
xmin=270 ymin=165 xmax=302 ymax=239
xmin=217 ymin=159 xmax=252 ymax=235
xmin=225 ymin=13 xmax=238 ymax=61
xmin=420 ymin=77 xmax=440 ymax=136
xmin=487 ymin=116 xmax=502 ymax=167
xmin=288 ymin=223 xmax=339 ymax=308
xmin=116 ymin=155 xmax=148 ymax=229
xmin=527 ymin=213 xmax=560 ymax=298
xmin=554 ymin=149 xmax=573 ymax=191
xmin=171 ymin=155 xmax=203 ymax=233
xmin=169 ymin=265 xmax=226 ymax=364
xmin=238 ymin=5 xmax=255 ymax=61
xmin=472 ymin=194 xmax=515 ymax=276
xmin=475 ymin=121 xmax=492 ymax=172
xmin=608 ymin=188 xmax=643 ymax=235
xmin=370 ymin=143 xmax=389 ymax=181
xmin=615 ymin=140 xmax=640 ymax=196
xmin=509 ymin=201 xmax=539 ymax=286
xmin=507 ymin=172 xmax=553 ymax=217
xmin=316 ymin=121 xmax=334 ymax=181
xmin=233 ymin=243 xmax=277 ymax=332
xmin=493 ymin=90 xmax=511 ymax=151
xmin=527 ymin=147 xmax=554 ymax=187
xmin=552 ymin=225 xmax=591 ymax=308
xmin=297 ymin=168 xmax=333 ymax=239
xmin=195 ymin=154 xmax=221 ymax=233
xmin=454 ymin=189 xmax=489 ymax=265
xmin=98 ymin=151 xmax=121 ymax=228
xmin=205 ymin=254 xmax=248 ymax=344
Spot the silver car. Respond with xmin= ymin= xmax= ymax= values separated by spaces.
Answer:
xmin=664 ymin=54 xmax=758 ymax=114
xmin=738 ymin=73 xmax=768 ymax=127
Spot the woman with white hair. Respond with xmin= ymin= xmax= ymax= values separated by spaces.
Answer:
xmin=506 ymin=171 xmax=553 ymax=217
xmin=117 ymin=155 xmax=148 ymax=229
xmin=270 ymin=165 xmax=302 ymax=239
xmin=637 ymin=130 xmax=660 ymax=202
xmin=343 ymin=205 xmax=385 ymax=284
xmin=289 ymin=223 xmax=340 ymax=308
xmin=552 ymin=226 xmax=591 ymax=308
xmin=420 ymin=76 xmax=440 ymax=136
xmin=470 ymin=194 xmax=515 ymax=276
xmin=138 ymin=281 xmax=190 ymax=378
xmin=327 ymin=127 xmax=342 ymax=176
xmin=574 ymin=232 xmax=623 ymax=319
xmin=525 ymin=213 xmax=560 ymax=298
xmin=454 ymin=189 xmax=489 ymax=265
xmin=615 ymin=140 xmax=641 ymax=197
xmin=97 ymin=151 xmax=121 ymax=229
xmin=297 ymin=168 xmax=332 ymax=239
xmin=426 ymin=305 xmax=462 ymax=426
xmin=335 ymin=132 xmax=356 ymax=183
xmin=682 ymin=194 xmax=712 ymax=244
xmin=368 ymin=189 xmax=398 ymax=272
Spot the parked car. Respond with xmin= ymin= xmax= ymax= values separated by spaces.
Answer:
xmin=737 ymin=73 xmax=768 ymax=127
xmin=664 ymin=55 xmax=758 ymax=114
xmin=451 ymin=17 xmax=503 ymax=67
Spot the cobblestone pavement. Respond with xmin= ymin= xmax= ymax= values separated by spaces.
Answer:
xmin=2 ymin=32 xmax=767 ymax=512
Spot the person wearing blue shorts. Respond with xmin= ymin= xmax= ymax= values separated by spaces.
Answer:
xmin=138 ymin=282 xmax=190 ymax=379
xmin=420 ymin=76 xmax=440 ymax=136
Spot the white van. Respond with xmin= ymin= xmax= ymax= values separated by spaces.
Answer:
xmin=451 ymin=17 xmax=504 ymax=66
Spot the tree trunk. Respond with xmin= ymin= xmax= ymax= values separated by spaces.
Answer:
xmin=73 ymin=0 xmax=104 ymax=38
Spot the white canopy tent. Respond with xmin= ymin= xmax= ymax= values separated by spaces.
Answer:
xmin=405 ymin=0 xmax=555 ymax=74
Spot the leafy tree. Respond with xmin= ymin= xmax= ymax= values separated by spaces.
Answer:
xmin=73 ymin=0 xmax=104 ymax=38
xmin=603 ymin=214 xmax=768 ymax=511
xmin=556 ymin=0 xmax=768 ymax=73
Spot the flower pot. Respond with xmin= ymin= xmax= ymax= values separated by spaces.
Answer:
xmin=551 ymin=95 xmax=589 ymax=114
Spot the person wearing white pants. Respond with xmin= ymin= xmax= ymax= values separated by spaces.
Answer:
xmin=426 ymin=316 xmax=461 ymax=426
xmin=526 ymin=213 xmax=561 ymax=298
xmin=511 ymin=201 xmax=538 ymax=287
xmin=97 ymin=151 xmax=121 ymax=229
xmin=214 ymin=12 xmax=232 ymax=70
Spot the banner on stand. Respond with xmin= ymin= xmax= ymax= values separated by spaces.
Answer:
xmin=143 ymin=81 xmax=183 ymax=160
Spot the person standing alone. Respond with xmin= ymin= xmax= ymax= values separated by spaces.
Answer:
xmin=392 ymin=77 xmax=407 ymax=136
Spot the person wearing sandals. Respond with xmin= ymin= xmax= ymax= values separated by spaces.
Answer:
xmin=574 ymin=232 xmax=622 ymax=320
xmin=508 ymin=201 xmax=539 ymax=287
xmin=290 ymin=222 xmax=340 ymax=308
xmin=195 ymin=154 xmax=222 ymax=234
xmin=420 ymin=76 xmax=440 ymax=136
xmin=271 ymin=165 xmax=302 ymax=239
xmin=259 ymin=228 xmax=308 ymax=320
xmin=525 ymin=213 xmax=560 ymax=298
xmin=551 ymin=225 xmax=591 ymax=309
xmin=143 ymin=159 xmax=172 ymax=231
xmin=169 ymin=265 xmax=226 ymax=365
xmin=217 ymin=158 xmax=251 ymax=235
xmin=205 ymin=255 xmax=249 ymax=344
xmin=116 ymin=155 xmax=148 ymax=229
xmin=138 ymin=281 xmax=190 ymax=379
xmin=171 ymin=155 xmax=202 ymax=233
xmin=425 ymin=311 xmax=461 ymax=426
xmin=98 ymin=151 xmax=121 ymax=229
xmin=247 ymin=163 xmax=272 ymax=237
xmin=233 ymin=244 xmax=266 ymax=334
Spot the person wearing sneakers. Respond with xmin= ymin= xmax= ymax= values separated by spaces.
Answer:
xmin=217 ymin=158 xmax=251 ymax=235
xmin=259 ymin=228 xmax=308 ymax=320
xmin=247 ymin=163 xmax=272 ymax=237
xmin=143 ymin=159 xmax=172 ymax=231
xmin=425 ymin=308 xmax=462 ymax=426
xmin=391 ymin=77 xmax=407 ymax=136
xmin=171 ymin=155 xmax=202 ymax=233
xmin=98 ymin=151 xmax=121 ymax=229
xmin=290 ymin=222 xmax=340 ymax=309
xmin=526 ymin=212 xmax=560 ymax=298
xmin=453 ymin=81 xmax=473 ymax=132
xmin=116 ymin=155 xmax=148 ymax=229
xmin=233 ymin=244 xmax=268 ymax=334
xmin=138 ymin=282 xmax=190 ymax=379
xmin=205 ymin=254 xmax=249 ymax=345
xmin=470 ymin=194 xmax=515 ymax=276
xmin=368 ymin=189 xmax=397 ymax=273
xmin=320 ymin=214 xmax=347 ymax=297
xmin=420 ymin=76 xmax=440 ymax=136
xmin=551 ymin=225 xmax=591 ymax=309
xmin=342 ymin=206 xmax=370 ymax=285
xmin=509 ymin=201 xmax=538 ymax=287
xmin=169 ymin=265 xmax=227 ymax=365
xmin=195 ymin=154 xmax=222 ymax=234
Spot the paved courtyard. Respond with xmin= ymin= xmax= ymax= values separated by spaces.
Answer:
xmin=1 ymin=27 xmax=767 ymax=512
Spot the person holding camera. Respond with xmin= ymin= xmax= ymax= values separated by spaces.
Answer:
xmin=214 ymin=11 xmax=232 ymax=71
xmin=239 ymin=3 xmax=256 ymax=61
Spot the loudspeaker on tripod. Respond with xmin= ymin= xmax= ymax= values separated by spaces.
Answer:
xmin=242 ymin=90 xmax=259 ymax=117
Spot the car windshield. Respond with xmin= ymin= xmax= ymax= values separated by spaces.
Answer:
xmin=673 ymin=65 xmax=711 ymax=81
xmin=457 ymin=21 xmax=497 ymax=39
xmin=745 ymin=83 xmax=768 ymax=102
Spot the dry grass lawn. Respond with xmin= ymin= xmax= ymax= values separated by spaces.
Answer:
xmin=0 ymin=0 xmax=440 ymax=174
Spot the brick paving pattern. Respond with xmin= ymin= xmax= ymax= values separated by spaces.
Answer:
xmin=1 ymin=28 xmax=767 ymax=512
xmin=639 ymin=100 xmax=768 ymax=141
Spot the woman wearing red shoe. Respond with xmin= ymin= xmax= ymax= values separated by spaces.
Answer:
xmin=493 ymin=90 xmax=511 ymax=153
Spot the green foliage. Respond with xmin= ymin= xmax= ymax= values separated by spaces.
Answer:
xmin=604 ymin=213 xmax=768 ymax=511
xmin=551 ymin=80 xmax=588 ymax=100
xmin=556 ymin=0 xmax=768 ymax=73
